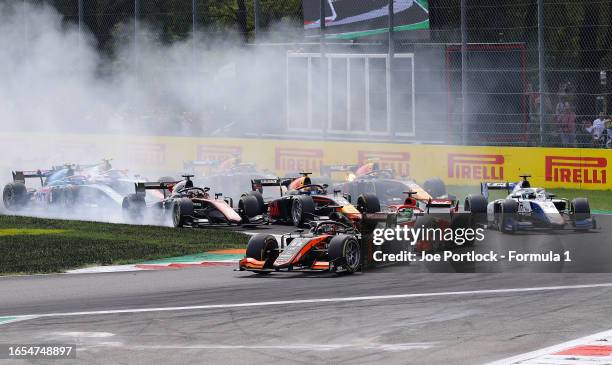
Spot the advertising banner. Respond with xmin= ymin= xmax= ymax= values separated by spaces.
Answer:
xmin=302 ymin=0 xmax=430 ymax=39
xmin=0 ymin=133 xmax=610 ymax=190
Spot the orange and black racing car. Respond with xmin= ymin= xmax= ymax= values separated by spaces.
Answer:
xmin=239 ymin=212 xmax=407 ymax=275
xmin=245 ymin=173 xmax=381 ymax=227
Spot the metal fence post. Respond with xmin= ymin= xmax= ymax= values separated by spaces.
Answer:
xmin=78 ymin=0 xmax=83 ymax=73
xmin=192 ymin=0 xmax=196 ymax=67
xmin=389 ymin=0 xmax=395 ymax=138
xmin=537 ymin=0 xmax=545 ymax=146
xmin=134 ymin=0 xmax=139 ymax=68
xmin=320 ymin=0 xmax=327 ymax=137
xmin=23 ymin=0 xmax=28 ymax=54
xmin=254 ymin=0 xmax=261 ymax=40
xmin=460 ymin=0 xmax=467 ymax=145
xmin=320 ymin=0 xmax=326 ymax=56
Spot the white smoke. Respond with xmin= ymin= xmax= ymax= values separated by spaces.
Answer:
xmin=0 ymin=1 xmax=298 ymax=222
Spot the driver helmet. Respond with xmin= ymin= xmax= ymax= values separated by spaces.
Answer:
xmin=172 ymin=180 xmax=187 ymax=193
xmin=288 ymin=176 xmax=312 ymax=192
xmin=172 ymin=179 xmax=193 ymax=193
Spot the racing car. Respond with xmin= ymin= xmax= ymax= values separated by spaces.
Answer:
xmin=322 ymin=161 xmax=451 ymax=209
xmin=122 ymin=175 xmax=262 ymax=227
xmin=384 ymin=190 xmax=488 ymax=252
xmin=2 ymin=165 xmax=77 ymax=211
xmin=239 ymin=212 xmax=406 ymax=275
xmin=245 ymin=173 xmax=381 ymax=227
xmin=2 ymin=160 xmax=162 ymax=214
xmin=481 ymin=175 xmax=596 ymax=232
xmin=184 ymin=158 xmax=275 ymax=203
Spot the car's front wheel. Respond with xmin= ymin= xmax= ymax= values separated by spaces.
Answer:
xmin=245 ymin=234 xmax=279 ymax=274
xmin=122 ymin=193 xmax=146 ymax=222
xmin=498 ymin=199 xmax=518 ymax=233
xmin=172 ymin=198 xmax=194 ymax=227
xmin=570 ymin=198 xmax=590 ymax=221
xmin=357 ymin=193 xmax=380 ymax=214
xmin=328 ymin=234 xmax=361 ymax=274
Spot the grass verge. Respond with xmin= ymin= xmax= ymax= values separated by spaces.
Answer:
xmin=0 ymin=215 xmax=249 ymax=275
xmin=448 ymin=186 xmax=612 ymax=212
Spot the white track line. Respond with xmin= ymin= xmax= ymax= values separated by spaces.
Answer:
xmin=485 ymin=329 xmax=612 ymax=364
xmin=89 ymin=342 xmax=435 ymax=352
xmin=2 ymin=282 xmax=612 ymax=326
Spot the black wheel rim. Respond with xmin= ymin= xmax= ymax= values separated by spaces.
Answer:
xmin=292 ymin=200 xmax=302 ymax=225
xmin=357 ymin=198 xmax=364 ymax=213
xmin=261 ymin=239 xmax=275 ymax=260
xmin=345 ymin=240 xmax=360 ymax=269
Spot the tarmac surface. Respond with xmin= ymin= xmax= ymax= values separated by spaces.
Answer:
xmin=0 ymin=215 xmax=611 ymax=364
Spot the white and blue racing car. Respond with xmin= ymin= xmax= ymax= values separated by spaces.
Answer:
xmin=480 ymin=175 xmax=596 ymax=233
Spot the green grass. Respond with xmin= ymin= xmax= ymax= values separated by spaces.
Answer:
xmin=448 ymin=186 xmax=612 ymax=212
xmin=0 ymin=215 xmax=249 ymax=275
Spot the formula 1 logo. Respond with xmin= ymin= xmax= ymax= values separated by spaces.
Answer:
xmin=275 ymin=147 xmax=323 ymax=173
xmin=196 ymin=145 xmax=242 ymax=161
xmin=448 ymin=153 xmax=504 ymax=180
xmin=545 ymin=156 xmax=607 ymax=184
xmin=128 ymin=143 xmax=166 ymax=165
xmin=358 ymin=151 xmax=410 ymax=177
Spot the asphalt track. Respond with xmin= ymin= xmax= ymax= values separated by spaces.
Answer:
xmin=0 ymin=215 xmax=611 ymax=364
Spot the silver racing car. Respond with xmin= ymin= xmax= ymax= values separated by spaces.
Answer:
xmin=481 ymin=175 xmax=596 ymax=233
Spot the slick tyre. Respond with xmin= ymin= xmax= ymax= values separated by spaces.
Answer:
xmin=357 ymin=193 xmax=380 ymax=214
xmin=414 ymin=214 xmax=441 ymax=252
xmin=464 ymin=194 xmax=488 ymax=225
xmin=243 ymin=190 xmax=265 ymax=214
xmin=291 ymin=195 xmax=315 ymax=227
xmin=245 ymin=234 xmax=279 ymax=274
xmin=158 ymin=176 xmax=176 ymax=183
xmin=61 ymin=186 xmax=79 ymax=210
xmin=423 ymin=178 xmax=447 ymax=198
xmin=2 ymin=182 xmax=27 ymax=211
xmin=239 ymin=195 xmax=260 ymax=221
xmin=328 ymin=234 xmax=361 ymax=275
xmin=451 ymin=214 xmax=476 ymax=246
xmin=172 ymin=198 xmax=194 ymax=227
xmin=499 ymin=199 xmax=518 ymax=233
xmin=570 ymin=198 xmax=590 ymax=221
xmin=122 ymin=193 xmax=146 ymax=222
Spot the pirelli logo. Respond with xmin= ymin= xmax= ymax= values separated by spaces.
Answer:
xmin=128 ymin=143 xmax=166 ymax=165
xmin=545 ymin=156 xmax=607 ymax=184
xmin=197 ymin=145 xmax=242 ymax=161
xmin=275 ymin=147 xmax=323 ymax=172
xmin=448 ymin=153 xmax=504 ymax=180
xmin=358 ymin=151 xmax=410 ymax=177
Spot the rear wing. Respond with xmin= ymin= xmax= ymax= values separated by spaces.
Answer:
xmin=320 ymin=164 xmax=358 ymax=178
xmin=480 ymin=182 xmax=517 ymax=199
xmin=251 ymin=177 xmax=293 ymax=197
xmin=427 ymin=198 xmax=455 ymax=208
xmin=12 ymin=170 xmax=53 ymax=185
xmin=183 ymin=160 xmax=219 ymax=171
xmin=134 ymin=181 xmax=177 ymax=197
xmin=360 ymin=212 xmax=399 ymax=232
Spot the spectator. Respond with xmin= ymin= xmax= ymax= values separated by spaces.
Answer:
xmin=584 ymin=112 xmax=606 ymax=146
xmin=558 ymin=102 xmax=576 ymax=147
